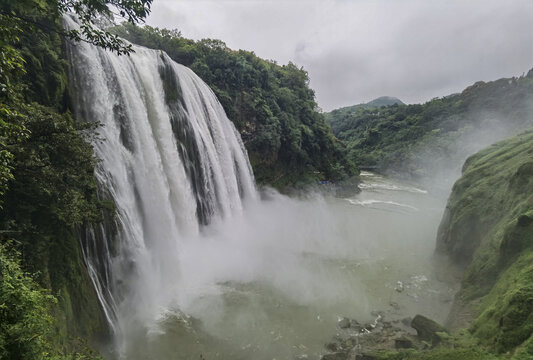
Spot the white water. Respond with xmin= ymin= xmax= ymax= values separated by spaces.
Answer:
xmin=65 ymin=16 xmax=256 ymax=353
xmin=65 ymin=18 xmax=456 ymax=359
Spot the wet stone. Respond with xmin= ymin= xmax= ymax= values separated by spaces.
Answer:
xmin=321 ymin=351 xmax=348 ymax=360
xmin=325 ymin=342 xmax=340 ymax=352
xmin=355 ymin=354 xmax=377 ymax=360
xmin=338 ymin=317 xmax=351 ymax=329
xmin=395 ymin=335 xmax=416 ymax=349
xmin=411 ymin=314 xmax=448 ymax=345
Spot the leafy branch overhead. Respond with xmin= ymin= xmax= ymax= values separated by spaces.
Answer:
xmin=2 ymin=0 xmax=153 ymax=55
xmin=0 ymin=0 xmax=152 ymax=197
xmin=58 ymin=0 xmax=153 ymax=54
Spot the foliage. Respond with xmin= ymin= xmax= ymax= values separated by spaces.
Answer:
xmin=0 ymin=11 xmax=30 ymax=198
xmin=0 ymin=103 xmax=108 ymax=340
xmin=0 ymin=243 xmax=56 ymax=360
xmin=110 ymin=23 xmax=357 ymax=188
xmin=325 ymin=73 xmax=533 ymax=183
xmin=0 ymin=0 xmax=144 ymax=353
xmin=0 ymin=243 xmax=103 ymax=360
xmin=1 ymin=0 xmax=152 ymax=55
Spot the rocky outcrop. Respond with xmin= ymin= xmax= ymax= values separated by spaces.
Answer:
xmin=410 ymin=315 xmax=448 ymax=345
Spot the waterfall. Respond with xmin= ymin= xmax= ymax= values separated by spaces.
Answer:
xmin=64 ymin=16 xmax=256 ymax=349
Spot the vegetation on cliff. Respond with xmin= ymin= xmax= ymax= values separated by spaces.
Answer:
xmin=325 ymin=71 xmax=533 ymax=183
xmin=437 ymin=129 xmax=533 ymax=355
xmin=0 ymin=1 xmax=152 ymax=358
xmin=110 ymin=23 xmax=357 ymax=188
xmin=362 ymin=130 xmax=533 ymax=360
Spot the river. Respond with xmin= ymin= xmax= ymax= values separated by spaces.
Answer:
xmin=114 ymin=172 xmax=456 ymax=360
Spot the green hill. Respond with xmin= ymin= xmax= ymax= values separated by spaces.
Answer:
xmin=324 ymin=96 xmax=404 ymax=124
xmin=437 ymin=129 xmax=533 ymax=357
xmin=325 ymin=71 xmax=533 ymax=188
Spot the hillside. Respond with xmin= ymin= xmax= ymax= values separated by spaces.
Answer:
xmin=110 ymin=24 xmax=357 ymax=188
xmin=324 ymin=96 xmax=404 ymax=124
xmin=325 ymin=72 xmax=533 ymax=189
xmin=436 ymin=129 xmax=533 ymax=355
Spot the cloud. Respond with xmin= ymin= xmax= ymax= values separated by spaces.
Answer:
xmin=147 ymin=0 xmax=533 ymax=111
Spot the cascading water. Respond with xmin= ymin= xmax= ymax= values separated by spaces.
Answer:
xmin=63 ymin=17 xmax=457 ymax=360
xmin=64 ymin=16 xmax=256 ymax=352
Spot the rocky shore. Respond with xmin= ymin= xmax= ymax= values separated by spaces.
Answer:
xmin=316 ymin=312 xmax=448 ymax=360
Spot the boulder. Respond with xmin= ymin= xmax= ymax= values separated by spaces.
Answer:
xmin=411 ymin=314 xmax=448 ymax=345
xmin=394 ymin=335 xmax=415 ymax=349
xmin=355 ymin=355 xmax=377 ymax=360
xmin=338 ymin=317 xmax=351 ymax=329
xmin=321 ymin=352 xmax=348 ymax=360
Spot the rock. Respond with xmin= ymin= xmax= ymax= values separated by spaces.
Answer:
xmin=343 ymin=337 xmax=355 ymax=347
xmin=338 ymin=317 xmax=351 ymax=329
xmin=401 ymin=317 xmax=412 ymax=327
xmin=411 ymin=314 xmax=448 ymax=345
xmin=321 ymin=352 xmax=348 ymax=360
xmin=389 ymin=301 xmax=400 ymax=310
xmin=364 ymin=323 xmax=374 ymax=331
xmin=395 ymin=281 xmax=404 ymax=292
xmin=394 ymin=335 xmax=415 ymax=349
xmin=517 ymin=214 xmax=532 ymax=227
xmin=355 ymin=355 xmax=377 ymax=360
xmin=325 ymin=342 xmax=339 ymax=352
xmin=350 ymin=319 xmax=363 ymax=331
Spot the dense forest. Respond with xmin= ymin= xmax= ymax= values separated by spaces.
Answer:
xmin=109 ymin=24 xmax=357 ymax=187
xmin=326 ymin=72 xmax=533 ymax=186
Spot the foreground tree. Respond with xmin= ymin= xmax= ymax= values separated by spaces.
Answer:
xmin=0 ymin=0 xmax=153 ymax=197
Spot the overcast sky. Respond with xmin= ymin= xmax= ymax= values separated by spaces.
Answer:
xmin=146 ymin=0 xmax=533 ymax=111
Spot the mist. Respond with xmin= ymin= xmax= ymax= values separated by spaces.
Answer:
xmin=402 ymin=106 xmax=533 ymax=194
xmin=116 ymin=175 xmax=456 ymax=359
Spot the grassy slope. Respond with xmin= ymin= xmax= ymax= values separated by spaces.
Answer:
xmin=375 ymin=130 xmax=533 ymax=359
xmin=438 ymin=130 xmax=533 ymax=353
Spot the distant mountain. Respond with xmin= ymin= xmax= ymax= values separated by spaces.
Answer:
xmin=324 ymin=96 xmax=404 ymax=124
xmin=365 ymin=96 xmax=405 ymax=107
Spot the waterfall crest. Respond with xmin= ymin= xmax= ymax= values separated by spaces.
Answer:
xmin=64 ymin=16 xmax=256 ymax=345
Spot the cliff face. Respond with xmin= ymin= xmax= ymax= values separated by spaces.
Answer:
xmin=436 ymin=129 xmax=533 ymax=355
